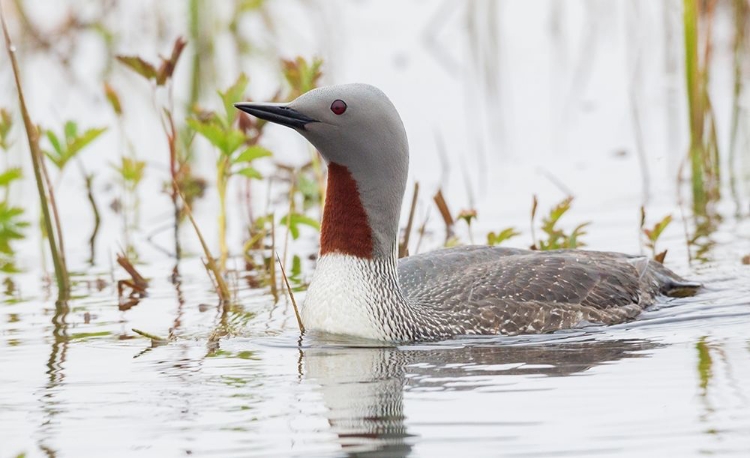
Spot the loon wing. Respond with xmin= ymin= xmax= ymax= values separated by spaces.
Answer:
xmin=398 ymin=246 xmax=699 ymax=314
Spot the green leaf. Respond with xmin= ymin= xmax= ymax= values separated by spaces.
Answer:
xmin=567 ymin=222 xmax=590 ymax=249
xmin=233 ymin=145 xmax=273 ymax=163
xmin=282 ymin=57 xmax=324 ymax=99
xmin=116 ymin=55 xmax=158 ymax=82
xmin=43 ymin=148 xmax=65 ymax=169
xmin=237 ymin=167 xmax=263 ymax=180
xmin=155 ymin=37 xmax=187 ymax=86
xmin=487 ymin=227 xmax=520 ymax=246
xmin=113 ymin=157 xmax=146 ymax=185
xmin=224 ymin=130 xmax=248 ymax=156
xmin=0 ymin=108 xmax=12 ymax=150
xmin=187 ymin=119 xmax=245 ymax=156
xmin=219 ymin=73 xmax=249 ymax=127
xmin=104 ymin=82 xmax=122 ymax=115
xmin=45 ymin=130 xmax=63 ymax=156
xmin=535 ymin=196 xmax=588 ymax=251
xmin=43 ymin=123 xmax=106 ymax=170
xmin=0 ymin=168 xmax=22 ymax=187
xmin=0 ymin=202 xmax=27 ymax=257
xmin=64 ymin=120 xmax=78 ymax=142
xmin=68 ymin=127 xmax=107 ymax=156
xmin=280 ymin=212 xmax=320 ymax=240
xmin=291 ymin=254 xmax=302 ymax=277
xmin=645 ymin=215 xmax=672 ymax=243
xmin=187 ymin=118 xmax=225 ymax=150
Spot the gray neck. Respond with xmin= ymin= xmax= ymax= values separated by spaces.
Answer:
xmin=347 ymin=154 xmax=408 ymax=260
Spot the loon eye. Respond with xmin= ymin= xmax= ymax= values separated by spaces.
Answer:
xmin=330 ymin=99 xmax=347 ymax=115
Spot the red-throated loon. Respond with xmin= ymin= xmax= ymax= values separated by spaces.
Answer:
xmin=235 ymin=83 xmax=700 ymax=342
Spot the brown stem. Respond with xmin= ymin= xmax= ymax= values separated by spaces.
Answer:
xmin=84 ymin=172 xmax=100 ymax=265
xmin=398 ymin=182 xmax=419 ymax=258
xmin=39 ymin=151 xmax=67 ymax=271
xmin=1 ymin=4 xmax=69 ymax=298
xmin=276 ymin=252 xmax=304 ymax=334
xmin=176 ymin=185 xmax=230 ymax=302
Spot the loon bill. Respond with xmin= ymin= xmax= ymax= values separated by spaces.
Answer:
xmin=235 ymin=84 xmax=701 ymax=342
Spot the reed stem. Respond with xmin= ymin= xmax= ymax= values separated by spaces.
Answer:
xmin=217 ymin=156 xmax=229 ymax=271
xmin=1 ymin=5 xmax=69 ymax=298
xmin=176 ymin=184 xmax=231 ymax=302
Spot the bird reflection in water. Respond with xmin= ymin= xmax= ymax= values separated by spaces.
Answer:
xmin=300 ymin=337 xmax=658 ymax=457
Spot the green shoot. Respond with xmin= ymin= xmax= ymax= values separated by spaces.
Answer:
xmin=113 ymin=157 xmax=146 ymax=192
xmin=187 ymin=73 xmax=273 ymax=270
xmin=103 ymin=82 xmax=122 ymax=116
xmin=456 ymin=209 xmax=477 ymax=244
xmin=641 ymin=207 xmax=672 ymax=263
xmin=0 ymin=108 xmax=27 ymax=273
xmin=282 ymin=56 xmax=324 ymax=100
xmin=279 ymin=213 xmax=320 ymax=240
xmin=487 ymin=227 xmax=520 ymax=246
xmin=532 ymin=196 xmax=590 ymax=250
xmin=117 ymin=36 xmax=188 ymax=260
xmin=42 ymin=120 xmax=106 ymax=263
xmin=0 ymin=201 xmax=29 ymax=273
xmin=43 ymin=121 xmax=106 ymax=172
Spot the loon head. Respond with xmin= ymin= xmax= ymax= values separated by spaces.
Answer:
xmin=236 ymin=84 xmax=409 ymax=260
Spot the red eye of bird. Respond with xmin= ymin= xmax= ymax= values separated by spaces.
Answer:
xmin=330 ymin=99 xmax=347 ymax=115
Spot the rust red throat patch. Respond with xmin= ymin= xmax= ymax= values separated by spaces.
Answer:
xmin=320 ymin=163 xmax=374 ymax=258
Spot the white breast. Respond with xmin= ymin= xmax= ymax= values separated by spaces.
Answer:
xmin=301 ymin=254 xmax=400 ymax=341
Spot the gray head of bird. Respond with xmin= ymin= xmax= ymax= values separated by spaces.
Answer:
xmin=236 ymin=83 xmax=410 ymax=259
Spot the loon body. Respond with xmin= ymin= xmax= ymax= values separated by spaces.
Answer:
xmin=236 ymin=84 xmax=699 ymax=342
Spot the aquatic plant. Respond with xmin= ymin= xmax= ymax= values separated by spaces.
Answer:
xmin=433 ymin=189 xmax=456 ymax=244
xmin=279 ymin=212 xmax=321 ymax=242
xmin=640 ymin=207 xmax=672 ymax=263
xmin=276 ymin=253 xmax=304 ymax=334
xmin=104 ymin=82 xmax=146 ymax=258
xmin=682 ymin=0 xmax=721 ymax=215
xmin=531 ymin=196 xmax=589 ymax=250
xmin=187 ymin=73 xmax=273 ymax=270
xmin=116 ymin=37 xmax=188 ymax=259
xmin=42 ymin=121 xmax=107 ymax=262
xmin=2 ymin=7 xmax=69 ymax=297
xmin=178 ymin=188 xmax=231 ymax=303
xmin=111 ymin=156 xmax=146 ymax=246
xmin=487 ymin=227 xmax=520 ymax=246
xmin=456 ymin=209 xmax=478 ymax=244
xmin=116 ymin=252 xmax=148 ymax=310
xmin=282 ymin=57 xmax=324 ymax=100
xmin=0 ymin=111 xmax=23 ymax=246
xmin=43 ymin=122 xmax=106 ymax=172
xmin=282 ymin=57 xmax=326 ymax=206
xmin=0 ymin=202 xmax=28 ymax=273
xmin=398 ymin=183 xmax=419 ymax=257
xmin=729 ymin=0 xmax=750 ymax=206
xmin=0 ymin=108 xmax=12 ymax=151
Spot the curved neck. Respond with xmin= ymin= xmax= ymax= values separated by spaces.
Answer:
xmin=320 ymin=163 xmax=375 ymax=258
